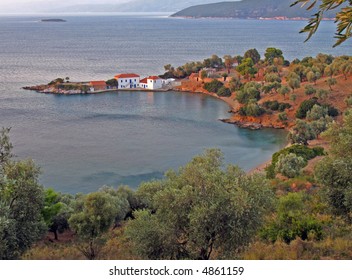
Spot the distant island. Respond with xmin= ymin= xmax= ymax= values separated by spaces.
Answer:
xmin=171 ymin=0 xmax=337 ymax=19
xmin=41 ymin=19 xmax=66 ymax=22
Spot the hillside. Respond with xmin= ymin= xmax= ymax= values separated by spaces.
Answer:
xmin=171 ymin=0 xmax=337 ymax=19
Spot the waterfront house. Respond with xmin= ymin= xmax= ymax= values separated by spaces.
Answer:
xmin=147 ymin=76 xmax=163 ymax=90
xmin=139 ymin=76 xmax=163 ymax=90
xmin=114 ymin=73 xmax=140 ymax=89
xmin=139 ymin=77 xmax=148 ymax=89
xmin=89 ymin=81 xmax=107 ymax=92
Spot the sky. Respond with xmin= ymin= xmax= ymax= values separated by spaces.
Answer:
xmin=0 ymin=0 xmax=231 ymax=13
xmin=0 ymin=0 xmax=131 ymax=12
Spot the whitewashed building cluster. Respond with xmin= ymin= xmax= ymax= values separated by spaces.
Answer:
xmin=113 ymin=73 xmax=165 ymax=90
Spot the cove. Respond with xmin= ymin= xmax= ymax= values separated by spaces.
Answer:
xmin=8 ymin=90 xmax=286 ymax=194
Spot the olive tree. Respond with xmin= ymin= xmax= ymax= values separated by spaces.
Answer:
xmin=291 ymin=0 xmax=352 ymax=47
xmin=0 ymin=128 xmax=46 ymax=260
xmin=69 ymin=191 xmax=127 ymax=260
xmin=288 ymin=119 xmax=317 ymax=145
xmin=125 ymin=149 xmax=274 ymax=260
xmin=275 ymin=153 xmax=306 ymax=178
xmin=315 ymin=111 xmax=352 ymax=221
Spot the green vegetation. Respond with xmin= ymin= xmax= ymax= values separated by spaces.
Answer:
xmin=291 ymin=0 xmax=351 ymax=46
xmin=236 ymin=82 xmax=261 ymax=104
xmin=315 ymin=111 xmax=352 ymax=221
xmin=125 ymin=149 xmax=273 ymax=260
xmin=236 ymin=58 xmax=258 ymax=79
xmin=262 ymin=101 xmax=291 ymax=112
xmin=0 ymin=128 xmax=45 ymax=260
xmin=239 ymin=100 xmax=265 ymax=117
xmin=162 ymin=54 xmax=223 ymax=79
xmin=106 ymin=79 xmax=119 ymax=87
xmin=69 ymin=189 xmax=129 ymax=260
xmin=266 ymin=144 xmax=325 ymax=178
xmin=275 ymin=153 xmax=306 ymax=178
xmin=296 ymin=98 xmax=320 ymax=119
xmin=203 ymin=79 xmax=224 ymax=94
xmin=244 ymin=48 xmax=261 ymax=64
xmin=217 ymin=86 xmax=232 ymax=97
xmin=260 ymin=192 xmax=323 ymax=243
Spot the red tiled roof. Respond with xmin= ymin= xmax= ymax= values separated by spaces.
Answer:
xmin=147 ymin=76 xmax=161 ymax=80
xmin=114 ymin=73 xmax=140 ymax=79
xmin=140 ymin=78 xmax=148 ymax=84
xmin=89 ymin=81 xmax=106 ymax=86
xmin=189 ymin=73 xmax=198 ymax=78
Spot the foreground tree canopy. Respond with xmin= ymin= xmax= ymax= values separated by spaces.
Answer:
xmin=125 ymin=149 xmax=274 ymax=260
xmin=291 ymin=0 xmax=352 ymax=46
xmin=0 ymin=128 xmax=45 ymax=259
xmin=315 ymin=110 xmax=352 ymax=221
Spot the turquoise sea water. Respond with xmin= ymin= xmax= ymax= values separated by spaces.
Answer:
xmin=0 ymin=14 xmax=350 ymax=193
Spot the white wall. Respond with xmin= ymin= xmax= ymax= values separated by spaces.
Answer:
xmin=117 ymin=77 xmax=140 ymax=89
xmin=147 ymin=78 xmax=163 ymax=89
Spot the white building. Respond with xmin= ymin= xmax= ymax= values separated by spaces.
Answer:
xmin=139 ymin=76 xmax=163 ymax=90
xmin=147 ymin=76 xmax=163 ymax=90
xmin=139 ymin=77 xmax=148 ymax=89
xmin=114 ymin=73 xmax=140 ymax=89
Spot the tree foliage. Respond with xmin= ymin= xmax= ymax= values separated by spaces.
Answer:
xmin=244 ymin=48 xmax=261 ymax=64
xmin=315 ymin=110 xmax=352 ymax=221
xmin=125 ymin=149 xmax=274 ymax=260
xmin=260 ymin=192 xmax=323 ymax=243
xmin=289 ymin=119 xmax=317 ymax=145
xmin=69 ymin=190 xmax=129 ymax=259
xmin=0 ymin=128 xmax=45 ymax=259
xmin=275 ymin=153 xmax=306 ymax=178
xmin=236 ymin=58 xmax=258 ymax=79
xmin=291 ymin=0 xmax=352 ymax=47
xmin=203 ymin=79 xmax=224 ymax=93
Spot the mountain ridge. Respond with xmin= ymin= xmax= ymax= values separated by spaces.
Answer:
xmin=171 ymin=0 xmax=337 ymax=19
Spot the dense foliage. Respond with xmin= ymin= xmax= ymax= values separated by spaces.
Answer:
xmin=125 ymin=149 xmax=274 ymax=260
xmin=0 ymin=128 xmax=46 ymax=259
xmin=266 ymin=144 xmax=325 ymax=179
xmin=315 ymin=111 xmax=352 ymax=221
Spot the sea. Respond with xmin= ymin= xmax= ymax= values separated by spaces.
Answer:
xmin=0 ymin=14 xmax=351 ymax=194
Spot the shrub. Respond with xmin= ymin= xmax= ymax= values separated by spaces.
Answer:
xmin=203 ymin=79 xmax=223 ymax=93
xmin=288 ymin=120 xmax=317 ymax=145
xmin=262 ymin=101 xmax=291 ymax=112
xmin=311 ymin=116 xmax=333 ymax=135
xmin=266 ymin=145 xmax=324 ymax=179
xmin=296 ymin=98 xmax=320 ymax=119
xmin=236 ymin=82 xmax=261 ymax=104
xmin=307 ymin=104 xmax=328 ymax=121
xmin=239 ymin=100 xmax=265 ymax=117
xmin=304 ymin=85 xmax=317 ymax=96
xmin=275 ymin=153 xmax=306 ymax=178
xmin=278 ymin=112 xmax=288 ymax=122
xmin=217 ymin=86 xmax=232 ymax=97
xmin=278 ymin=103 xmax=291 ymax=112
xmin=260 ymin=193 xmax=323 ymax=244
xmin=263 ymin=100 xmax=279 ymax=111
xmin=322 ymin=104 xmax=339 ymax=117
